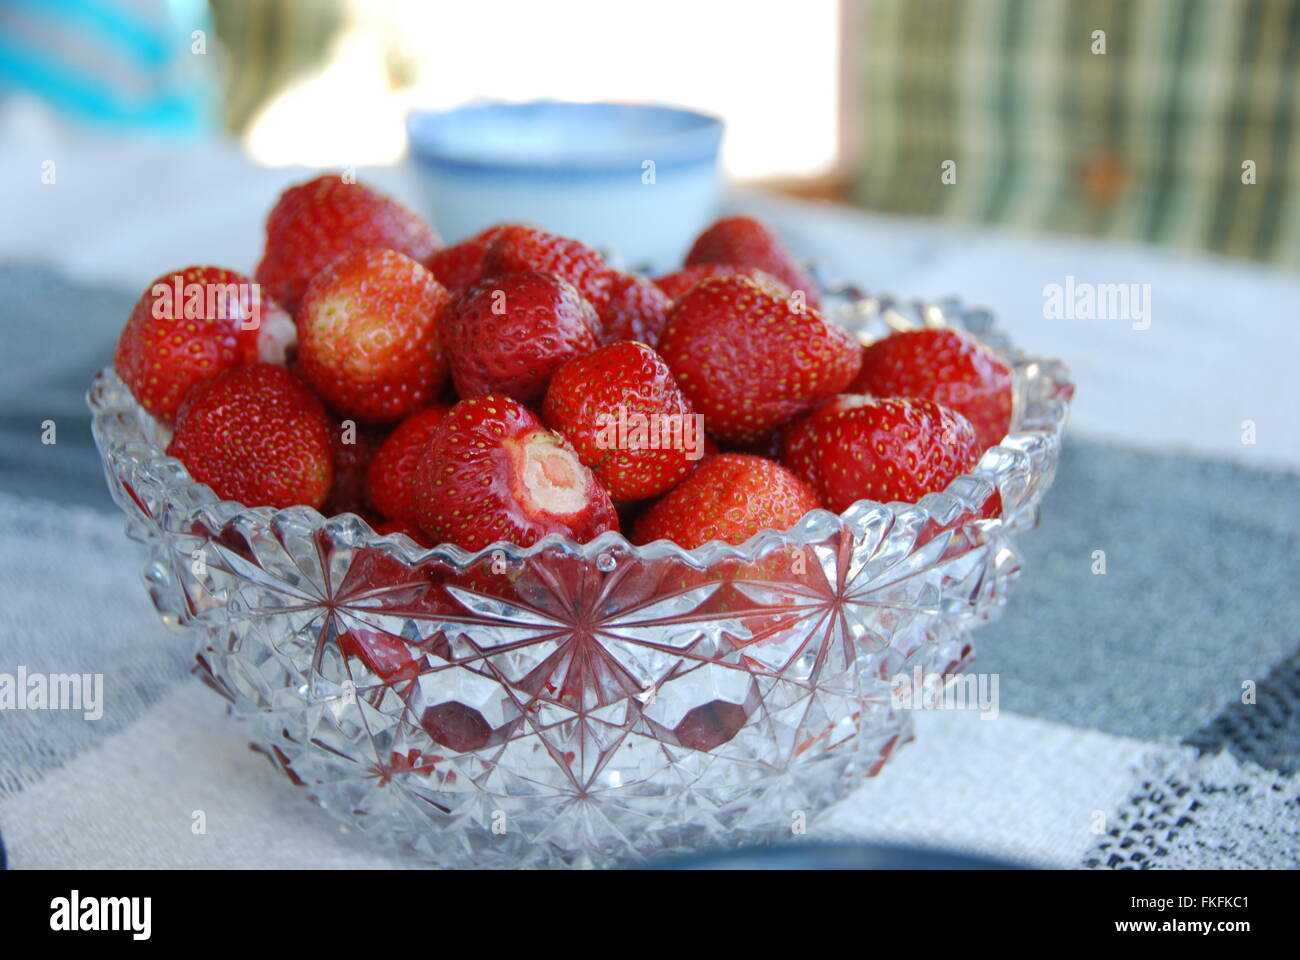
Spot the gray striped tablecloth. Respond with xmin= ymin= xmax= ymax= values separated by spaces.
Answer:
xmin=0 ymin=262 xmax=1295 ymax=869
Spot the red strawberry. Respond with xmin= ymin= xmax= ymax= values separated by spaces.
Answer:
xmin=114 ymin=266 xmax=295 ymax=423
xmin=632 ymin=453 xmax=819 ymax=549
xmin=653 ymin=263 xmax=789 ymax=303
xmin=338 ymin=629 xmax=421 ymax=691
xmin=443 ymin=271 xmax=600 ymax=404
xmin=543 ymin=341 xmax=700 ymax=501
xmin=685 ymin=216 xmax=821 ymax=307
xmin=851 ymin=328 xmax=1014 ymax=452
xmin=413 ymin=395 xmax=618 ymax=551
xmin=424 ymin=223 xmax=518 ymax=298
xmin=296 ymin=248 xmax=450 ymax=423
xmin=657 ymin=275 xmax=861 ymax=446
xmin=373 ymin=518 xmax=432 ymax=546
xmin=781 ymin=395 xmax=980 ymax=511
xmin=365 ymin=404 xmax=451 ymax=522
xmin=324 ymin=420 xmax=388 ymax=517
xmin=255 ymin=175 xmax=439 ymax=313
xmin=482 ymin=225 xmax=612 ymax=313
xmin=599 ymin=271 xmax=672 ymax=346
xmin=168 ymin=363 xmax=334 ymax=509
xmin=778 ymin=393 xmax=870 ymax=496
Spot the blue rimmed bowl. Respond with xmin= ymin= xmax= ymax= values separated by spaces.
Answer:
xmin=406 ymin=101 xmax=723 ymax=268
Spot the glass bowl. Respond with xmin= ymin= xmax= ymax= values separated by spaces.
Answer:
xmin=88 ymin=293 xmax=1072 ymax=869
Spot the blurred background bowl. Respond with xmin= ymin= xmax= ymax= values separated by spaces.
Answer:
xmin=406 ymin=100 xmax=723 ymax=267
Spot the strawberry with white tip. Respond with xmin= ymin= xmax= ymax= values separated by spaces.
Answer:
xmin=296 ymin=248 xmax=450 ymax=423
xmin=114 ymin=265 xmax=295 ymax=423
xmin=413 ymin=395 xmax=618 ymax=551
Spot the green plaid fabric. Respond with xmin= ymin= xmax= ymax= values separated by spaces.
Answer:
xmin=855 ymin=0 xmax=1300 ymax=267
xmin=208 ymin=0 xmax=345 ymax=135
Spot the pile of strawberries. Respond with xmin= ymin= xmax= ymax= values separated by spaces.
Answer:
xmin=114 ymin=175 xmax=1013 ymax=553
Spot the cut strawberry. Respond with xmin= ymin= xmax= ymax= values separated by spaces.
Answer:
xmin=413 ymin=395 xmax=618 ymax=551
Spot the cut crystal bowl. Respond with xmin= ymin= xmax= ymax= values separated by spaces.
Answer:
xmin=88 ymin=293 xmax=1072 ymax=869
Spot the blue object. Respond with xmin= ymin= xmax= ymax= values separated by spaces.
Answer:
xmin=406 ymin=100 xmax=724 ymax=268
xmin=0 ymin=0 xmax=216 ymax=133
xmin=648 ymin=842 xmax=1028 ymax=870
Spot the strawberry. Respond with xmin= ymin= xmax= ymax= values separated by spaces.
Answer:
xmin=114 ymin=266 xmax=295 ymax=423
xmin=338 ymin=629 xmax=420 ymax=688
xmin=365 ymin=404 xmax=451 ymax=522
xmin=442 ymin=271 xmax=600 ymax=404
xmin=296 ymin=248 xmax=450 ymax=423
xmin=599 ymin=270 xmax=672 ymax=346
xmin=255 ymin=175 xmax=439 ymax=314
xmin=373 ymin=518 xmax=432 ymax=546
xmin=632 ymin=453 xmax=819 ymax=549
xmin=851 ymin=328 xmax=1014 ymax=452
xmin=482 ymin=224 xmax=613 ymax=313
xmin=653 ymin=263 xmax=788 ymax=303
xmin=413 ymin=395 xmax=618 ymax=551
xmin=424 ymin=223 xmax=517 ymax=299
xmin=168 ymin=363 xmax=334 ymax=509
xmin=780 ymin=395 xmax=980 ymax=511
xmin=657 ymin=274 xmax=861 ymax=446
xmin=778 ymin=393 xmax=870 ymax=496
xmin=324 ymin=420 xmax=388 ymax=517
xmin=542 ymin=341 xmax=700 ymax=501
xmin=685 ymin=216 xmax=821 ymax=308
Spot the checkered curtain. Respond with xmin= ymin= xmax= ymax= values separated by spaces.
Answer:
xmin=854 ymin=0 xmax=1300 ymax=266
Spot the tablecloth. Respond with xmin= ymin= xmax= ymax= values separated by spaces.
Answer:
xmin=0 ymin=116 xmax=1296 ymax=869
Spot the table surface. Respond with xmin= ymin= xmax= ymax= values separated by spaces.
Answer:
xmin=0 ymin=108 xmax=1296 ymax=870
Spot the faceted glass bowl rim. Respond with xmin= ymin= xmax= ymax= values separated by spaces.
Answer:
xmin=87 ymin=294 xmax=1073 ymax=570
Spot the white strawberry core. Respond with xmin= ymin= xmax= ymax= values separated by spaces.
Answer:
xmin=831 ymin=393 xmax=874 ymax=411
xmin=513 ymin=434 xmax=588 ymax=517
xmin=256 ymin=305 xmax=298 ymax=365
